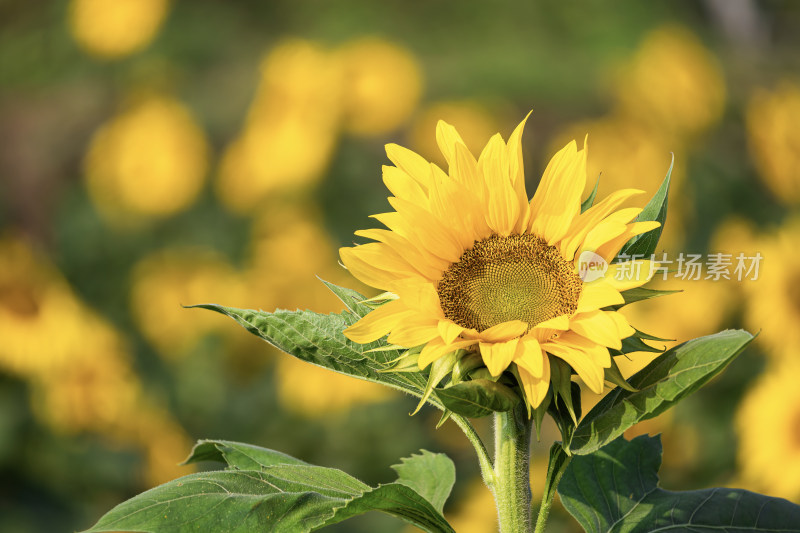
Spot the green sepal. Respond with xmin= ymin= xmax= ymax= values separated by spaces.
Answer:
xmin=468 ymin=367 xmax=499 ymax=382
xmin=507 ymin=363 xmax=533 ymax=419
xmin=580 ymin=175 xmax=600 ymax=213
xmin=634 ymin=328 xmax=674 ymax=342
xmin=616 ymin=154 xmax=673 ymax=260
xmin=379 ymin=350 xmax=422 ymax=373
xmin=435 ymin=379 xmax=520 ymax=418
xmin=610 ymin=287 xmax=681 ymax=309
xmin=547 ymin=381 xmax=582 ymax=444
xmin=450 ymin=351 xmax=484 ymax=384
xmin=549 ymin=355 xmax=578 ymax=425
xmin=435 ymin=409 xmax=453 ymax=429
xmin=360 ymin=291 xmax=399 ymax=309
xmin=413 ymin=351 xmax=461 ymax=415
xmin=603 ymin=358 xmax=638 ymax=392
xmin=532 ymin=388 xmax=553 ymax=440
xmin=618 ymin=335 xmax=663 ymax=355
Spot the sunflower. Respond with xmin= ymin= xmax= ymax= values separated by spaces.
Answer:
xmin=340 ymin=115 xmax=658 ymax=408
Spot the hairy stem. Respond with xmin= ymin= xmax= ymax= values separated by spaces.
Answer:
xmin=451 ymin=413 xmax=494 ymax=487
xmin=492 ymin=403 xmax=533 ymax=533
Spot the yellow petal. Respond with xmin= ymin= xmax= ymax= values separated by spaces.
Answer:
xmin=419 ymin=338 xmax=476 ymax=369
xmin=569 ymin=310 xmax=622 ymax=350
xmin=438 ymin=319 xmax=465 ymax=344
xmin=339 ymin=246 xmax=400 ymax=291
xmin=575 ymin=282 xmax=624 ymax=313
xmin=343 ymin=300 xmax=409 ymax=344
xmin=606 ymin=311 xmax=636 ymax=339
xmin=534 ymin=314 xmax=570 ymax=330
xmin=354 ymin=228 xmax=446 ymax=281
xmin=479 ymin=133 xmax=519 ymax=236
xmin=436 ymin=119 xmax=468 ymax=167
xmin=388 ymin=324 xmax=440 ymax=347
xmin=560 ymin=189 xmax=645 ymax=260
xmin=545 ymin=341 xmax=605 ymax=394
xmin=507 ymin=112 xmax=532 ymax=233
xmin=529 ymin=138 xmax=587 ymax=245
xmin=478 ymin=320 xmax=528 ymax=342
xmin=382 ymin=165 xmax=428 ymax=206
xmin=385 ymin=143 xmax=432 ymax=190
xmin=387 ymin=197 xmax=464 ymax=262
xmin=595 ymin=221 xmax=661 ymax=262
xmin=479 ymin=337 xmax=519 ymax=376
xmin=516 ymin=351 xmax=550 ymax=408
xmin=514 ymin=336 xmax=544 ymax=377
xmin=600 ymin=260 xmax=656 ymax=290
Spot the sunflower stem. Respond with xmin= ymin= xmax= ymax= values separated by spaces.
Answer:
xmin=533 ymin=450 xmax=572 ymax=533
xmin=451 ymin=413 xmax=495 ymax=487
xmin=492 ymin=403 xmax=533 ymax=533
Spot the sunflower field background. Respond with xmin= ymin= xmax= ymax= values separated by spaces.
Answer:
xmin=2 ymin=1 xmax=800 ymax=532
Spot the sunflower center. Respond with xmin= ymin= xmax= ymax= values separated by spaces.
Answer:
xmin=437 ymin=234 xmax=582 ymax=332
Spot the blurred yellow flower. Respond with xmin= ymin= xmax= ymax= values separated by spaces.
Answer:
xmin=68 ymin=0 xmax=169 ymax=59
xmin=740 ymin=217 xmax=800 ymax=359
xmin=409 ymin=101 xmax=500 ymax=167
xmin=246 ymin=202 xmax=362 ymax=312
xmin=0 ymin=236 xmax=194 ymax=486
xmin=130 ymin=248 xmax=247 ymax=359
xmin=337 ymin=37 xmax=423 ymax=136
xmin=0 ymin=237 xmax=88 ymax=376
xmin=85 ymin=95 xmax=209 ymax=223
xmin=615 ymin=25 xmax=726 ymax=137
xmin=736 ymin=357 xmax=800 ymax=501
xmin=217 ymin=40 xmax=342 ymax=213
xmin=746 ymin=82 xmax=800 ymax=205
xmin=274 ymin=356 xmax=392 ymax=417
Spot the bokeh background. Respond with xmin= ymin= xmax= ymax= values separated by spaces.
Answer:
xmin=2 ymin=1 xmax=800 ymax=531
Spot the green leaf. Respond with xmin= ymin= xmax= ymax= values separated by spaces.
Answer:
xmin=436 ymin=379 xmax=520 ymax=418
xmin=85 ymin=444 xmax=455 ymax=533
xmin=190 ymin=304 xmax=442 ymax=408
xmin=569 ymin=329 xmax=753 ymax=455
xmin=390 ymin=450 xmax=456 ymax=514
xmin=617 ymin=155 xmax=673 ymax=260
xmin=558 ymin=434 xmax=800 ymax=533
xmin=581 ymin=175 xmax=600 ymax=213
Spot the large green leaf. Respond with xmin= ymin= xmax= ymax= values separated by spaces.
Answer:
xmin=84 ymin=442 xmax=455 ymax=533
xmin=191 ymin=303 xmax=441 ymax=408
xmin=617 ymin=155 xmax=673 ymax=260
xmin=436 ymin=379 xmax=520 ymax=418
xmin=568 ymin=329 xmax=753 ymax=455
xmin=558 ymin=434 xmax=800 ymax=533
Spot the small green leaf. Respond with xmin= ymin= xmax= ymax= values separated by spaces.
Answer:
xmin=436 ymin=379 xmax=520 ymax=418
xmin=569 ymin=329 xmax=753 ymax=455
xmin=617 ymin=155 xmax=673 ymax=260
xmin=602 ymin=358 xmax=638 ymax=392
xmin=581 ymin=175 xmax=600 ymax=213
xmin=558 ymin=434 xmax=800 ymax=533
xmin=390 ymin=450 xmax=456 ymax=514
